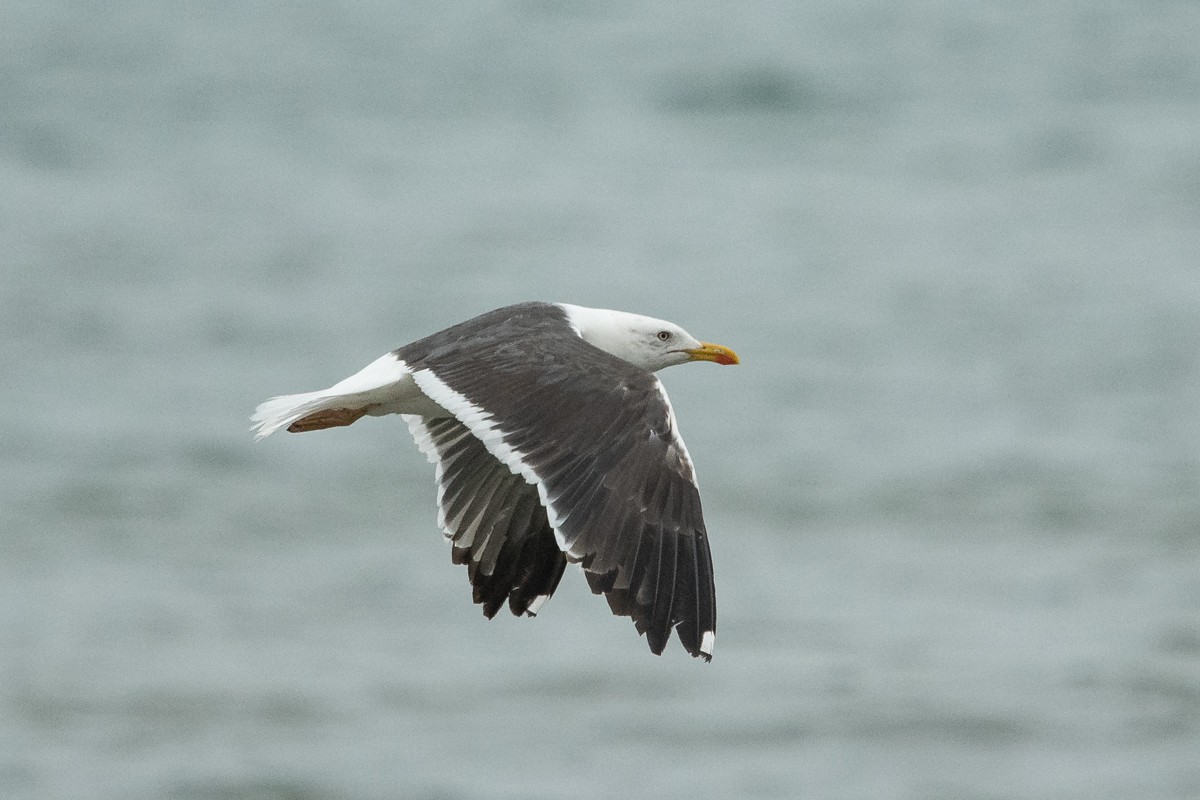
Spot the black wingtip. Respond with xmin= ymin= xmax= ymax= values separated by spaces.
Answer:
xmin=645 ymin=638 xmax=712 ymax=661
xmin=678 ymin=632 xmax=715 ymax=662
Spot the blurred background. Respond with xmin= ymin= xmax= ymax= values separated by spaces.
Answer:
xmin=2 ymin=1 xmax=1198 ymax=798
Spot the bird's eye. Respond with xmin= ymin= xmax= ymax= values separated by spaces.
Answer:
xmin=657 ymin=330 xmax=672 ymax=341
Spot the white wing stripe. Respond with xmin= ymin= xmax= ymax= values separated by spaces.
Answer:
xmin=651 ymin=377 xmax=699 ymax=488
xmin=410 ymin=367 xmax=579 ymax=556
xmin=404 ymin=415 xmax=453 ymax=534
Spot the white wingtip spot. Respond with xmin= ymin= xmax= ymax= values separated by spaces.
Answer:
xmin=526 ymin=594 xmax=550 ymax=616
xmin=701 ymin=630 xmax=715 ymax=656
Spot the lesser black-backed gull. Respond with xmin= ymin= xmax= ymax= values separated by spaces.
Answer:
xmin=251 ymin=301 xmax=738 ymax=660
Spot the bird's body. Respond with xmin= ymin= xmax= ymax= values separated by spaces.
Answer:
xmin=252 ymin=301 xmax=738 ymax=660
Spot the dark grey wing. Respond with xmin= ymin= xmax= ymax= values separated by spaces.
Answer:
xmin=408 ymin=333 xmax=717 ymax=660
xmin=405 ymin=415 xmax=566 ymax=618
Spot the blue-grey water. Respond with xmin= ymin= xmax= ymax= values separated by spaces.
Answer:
xmin=3 ymin=2 xmax=1199 ymax=798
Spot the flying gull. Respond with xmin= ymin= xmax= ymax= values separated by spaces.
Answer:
xmin=251 ymin=301 xmax=739 ymax=660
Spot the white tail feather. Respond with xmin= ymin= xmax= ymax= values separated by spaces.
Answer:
xmin=251 ymin=353 xmax=419 ymax=441
xmin=251 ymin=391 xmax=345 ymax=440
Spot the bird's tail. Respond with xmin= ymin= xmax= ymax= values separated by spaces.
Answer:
xmin=252 ymin=352 xmax=415 ymax=441
xmin=250 ymin=390 xmax=351 ymax=440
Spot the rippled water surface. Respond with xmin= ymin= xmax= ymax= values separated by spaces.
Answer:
xmin=3 ymin=2 xmax=1199 ymax=798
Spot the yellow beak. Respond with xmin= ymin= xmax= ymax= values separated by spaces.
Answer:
xmin=685 ymin=342 xmax=740 ymax=365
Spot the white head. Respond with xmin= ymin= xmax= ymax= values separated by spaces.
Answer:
xmin=557 ymin=303 xmax=739 ymax=372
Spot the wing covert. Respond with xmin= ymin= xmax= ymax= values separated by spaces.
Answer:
xmin=406 ymin=330 xmax=717 ymax=660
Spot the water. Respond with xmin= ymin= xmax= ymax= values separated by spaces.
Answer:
xmin=2 ymin=1 xmax=1199 ymax=798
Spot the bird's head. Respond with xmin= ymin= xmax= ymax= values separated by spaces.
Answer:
xmin=558 ymin=304 xmax=740 ymax=373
